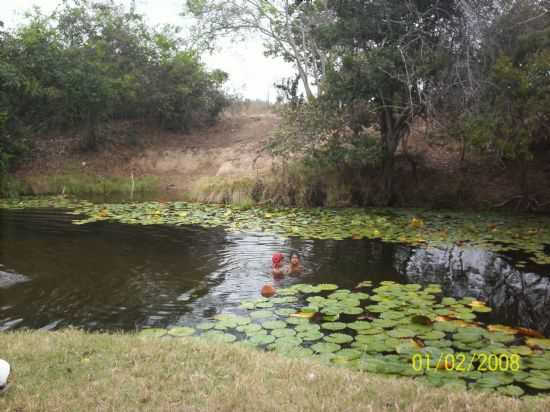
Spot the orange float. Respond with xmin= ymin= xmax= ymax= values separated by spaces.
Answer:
xmin=261 ymin=284 xmax=276 ymax=298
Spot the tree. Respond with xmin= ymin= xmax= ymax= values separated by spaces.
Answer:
xmin=306 ymin=0 xmax=478 ymax=203
xmin=0 ymin=0 xmax=230 ymax=185
xmin=184 ymin=0 xmax=336 ymax=101
xmin=463 ymin=0 xmax=550 ymax=209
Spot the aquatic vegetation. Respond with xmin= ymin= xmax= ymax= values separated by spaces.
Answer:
xmin=1 ymin=196 xmax=549 ymax=265
xmin=137 ymin=280 xmax=550 ymax=397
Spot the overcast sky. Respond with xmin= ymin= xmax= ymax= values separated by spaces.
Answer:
xmin=0 ymin=0 xmax=295 ymax=101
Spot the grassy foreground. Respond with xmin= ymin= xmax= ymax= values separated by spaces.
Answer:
xmin=1 ymin=330 xmax=549 ymax=411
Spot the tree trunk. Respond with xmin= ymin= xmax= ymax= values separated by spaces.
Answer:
xmin=382 ymin=150 xmax=395 ymax=203
xmin=378 ymin=105 xmax=412 ymax=206
xmin=85 ymin=109 xmax=98 ymax=151
xmin=379 ymin=109 xmax=398 ymax=205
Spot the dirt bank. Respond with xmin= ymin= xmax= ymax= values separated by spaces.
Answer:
xmin=13 ymin=108 xmax=550 ymax=211
xmin=17 ymin=111 xmax=278 ymax=199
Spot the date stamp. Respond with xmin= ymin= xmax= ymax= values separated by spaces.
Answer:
xmin=411 ymin=352 xmax=521 ymax=372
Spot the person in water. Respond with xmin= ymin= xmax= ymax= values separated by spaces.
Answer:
xmin=272 ymin=252 xmax=285 ymax=278
xmin=284 ymin=252 xmax=304 ymax=275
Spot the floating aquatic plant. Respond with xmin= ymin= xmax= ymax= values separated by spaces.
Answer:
xmin=3 ymin=196 xmax=550 ymax=265
xmin=136 ymin=280 xmax=550 ymax=398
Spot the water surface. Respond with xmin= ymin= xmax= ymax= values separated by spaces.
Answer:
xmin=1 ymin=208 xmax=549 ymax=335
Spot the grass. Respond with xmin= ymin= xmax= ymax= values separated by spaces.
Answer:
xmin=22 ymin=173 xmax=161 ymax=197
xmin=189 ymin=176 xmax=258 ymax=206
xmin=1 ymin=330 xmax=549 ymax=411
xmin=186 ymin=162 xmax=355 ymax=208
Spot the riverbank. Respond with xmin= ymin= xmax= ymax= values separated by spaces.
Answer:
xmin=0 ymin=329 xmax=548 ymax=412
xmin=4 ymin=108 xmax=550 ymax=211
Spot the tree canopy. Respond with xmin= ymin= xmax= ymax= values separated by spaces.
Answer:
xmin=0 ymin=0 xmax=229 ymax=184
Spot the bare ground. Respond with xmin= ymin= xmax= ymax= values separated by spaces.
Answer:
xmin=18 ymin=111 xmax=279 ymax=195
xmin=15 ymin=110 xmax=550 ymax=210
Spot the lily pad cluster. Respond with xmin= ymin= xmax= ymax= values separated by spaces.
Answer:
xmin=138 ymin=280 xmax=550 ymax=398
xmin=2 ymin=196 xmax=550 ymax=265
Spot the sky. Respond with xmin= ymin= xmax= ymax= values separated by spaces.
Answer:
xmin=0 ymin=0 xmax=296 ymax=101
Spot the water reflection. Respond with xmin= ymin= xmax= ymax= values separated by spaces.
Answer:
xmin=396 ymin=245 xmax=550 ymax=335
xmin=0 ymin=208 xmax=549 ymax=335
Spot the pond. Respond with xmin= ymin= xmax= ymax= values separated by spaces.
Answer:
xmin=2 ymin=201 xmax=550 ymax=396
xmin=1 ymin=207 xmax=549 ymax=335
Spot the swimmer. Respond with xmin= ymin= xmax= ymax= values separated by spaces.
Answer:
xmin=271 ymin=252 xmax=285 ymax=278
xmin=284 ymin=252 xmax=303 ymax=275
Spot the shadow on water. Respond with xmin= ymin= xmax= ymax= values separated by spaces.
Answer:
xmin=0 ymin=208 xmax=549 ymax=335
xmin=395 ymin=245 xmax=550 ymax=335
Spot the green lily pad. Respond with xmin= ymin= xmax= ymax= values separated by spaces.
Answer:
xmin=201 ymin=331 xmax=237 ymax=343
xmin=298 ymin=331 xmax=324 ymax=341
xmin=525 ymin=377 xmax=550 ymax=390
xmin=167 ymin=327 xmax=195 ymax=337
xmin=255 ymin=302 xmax=274 ymax=308
xmin=286 ymin=317 xmax=310 ymax=325
xmin=419 ymin=331 xmax=446 ymax=340
xmin=247 ymin=334 xmax=276 ymax=346
xmin=196 ymin=322 xmax=215 ymax=331
xmin=321 ymin=322 xmax=347 ymax=331
xmin=311 ymin=342 xmax=341 ymax=353
xmin=271 ymin=328 xmax=297 ymax=338
xmin=261 ymin=320 xmax=287 ymax=330
xmin=236 ymin=324 xmax=263 ymax=334
xmin=295 ymin=323 xmax=320 ymax=332
xmin=272 ymin=336 xmax=303 ymax=347
xmin=348 ymin=321 xmax=372 ymax=331
xmin=527 ymin=357 xmax=550 ymax=370
xmin=387 ymin=328 xmax=416 ymax=338
xmin=333 ymin=348 xmax=362 ymax=360
xmin=324 ymin=333 xmax=354 ymax=344
xmin=526 ymin=338 xmax=550 ymax=350
xmin=250 ymin=310 xmax=274 ymax=319
xmin=357 ymin=327 xmax=385 ymax=336
xmin=317 ymin=283 xmax=339 ymax=291
xmin=497 ymin=385 xmax=524 ymax=397
xmin=275 ymin=308 xmax=297 ymax=317
xmin=342 ymin=307 xmax=364 ymax=315
xmin=433 ymin=321 xmax=459 ymax=333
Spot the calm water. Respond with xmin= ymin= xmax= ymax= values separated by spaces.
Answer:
xmin=1 ymin=208 xmax=549 ymax=335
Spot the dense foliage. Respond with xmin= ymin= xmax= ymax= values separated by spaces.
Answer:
xmin=0 ymin=0 xmax=229 ymax=184
xmin=213 ymin=0 xmax=547 ymax=207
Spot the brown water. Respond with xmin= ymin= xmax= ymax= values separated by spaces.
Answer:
xmin=1 ymin=208 xmax=549 ymax=335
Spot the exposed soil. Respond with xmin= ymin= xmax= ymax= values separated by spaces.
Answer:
xmin=18 ymin=111 xmax=278 ymax=193
xmin=15 ymin=108 xmax=550 ymax=211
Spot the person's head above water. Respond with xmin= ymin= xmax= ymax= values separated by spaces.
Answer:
xmin=272 ymin=252 xmax=284 ymax=268
xmin=290 ymin=252 xmax=300 ymax=266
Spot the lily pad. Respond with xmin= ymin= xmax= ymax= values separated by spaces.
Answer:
xmin=298 ymin=331 xmax=324 ymax=341
xmin=387 ymin=328 xmax=416 ymax=338
xmin=271 ymin=328 xmax=297 ymax=338
xmin=324 ymin=333 xmax=354 ymax=344
xmin=348 ymin=321 xmax=372 ymax=331
xmin=321 ymin=322 xmax=347 ymax=331
xmin=201 ymin=331 xmax=237 ymax=343
xmin=526 ymin=338 xmax=550 ymax=350
xmin=167 ymin=327 xmax=195 ymax=337
xmin=333 ymin=348 xmax=362 ymax=360
xmin=196 ymin=322 xmax=215 ymax=331
xmin=311 ymin=342 xmax=341 ymax=353
xmin=250 ymin=310 xmax=274 ymax=319
xmin=525 ymin=377 xmax=550 ymax=390
xmin=275 ymin=308 xmax=297 ymax=317
xmin=497 ymin=385 xmax=524 ymax=397
xmin=261 ymin=320 xmax=287 ymax=330
xmin=248 ymin=334 xmax=276 ymax=346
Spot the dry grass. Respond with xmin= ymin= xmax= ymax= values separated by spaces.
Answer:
xmin=1 ymin=330 xmax=549 ymax=412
